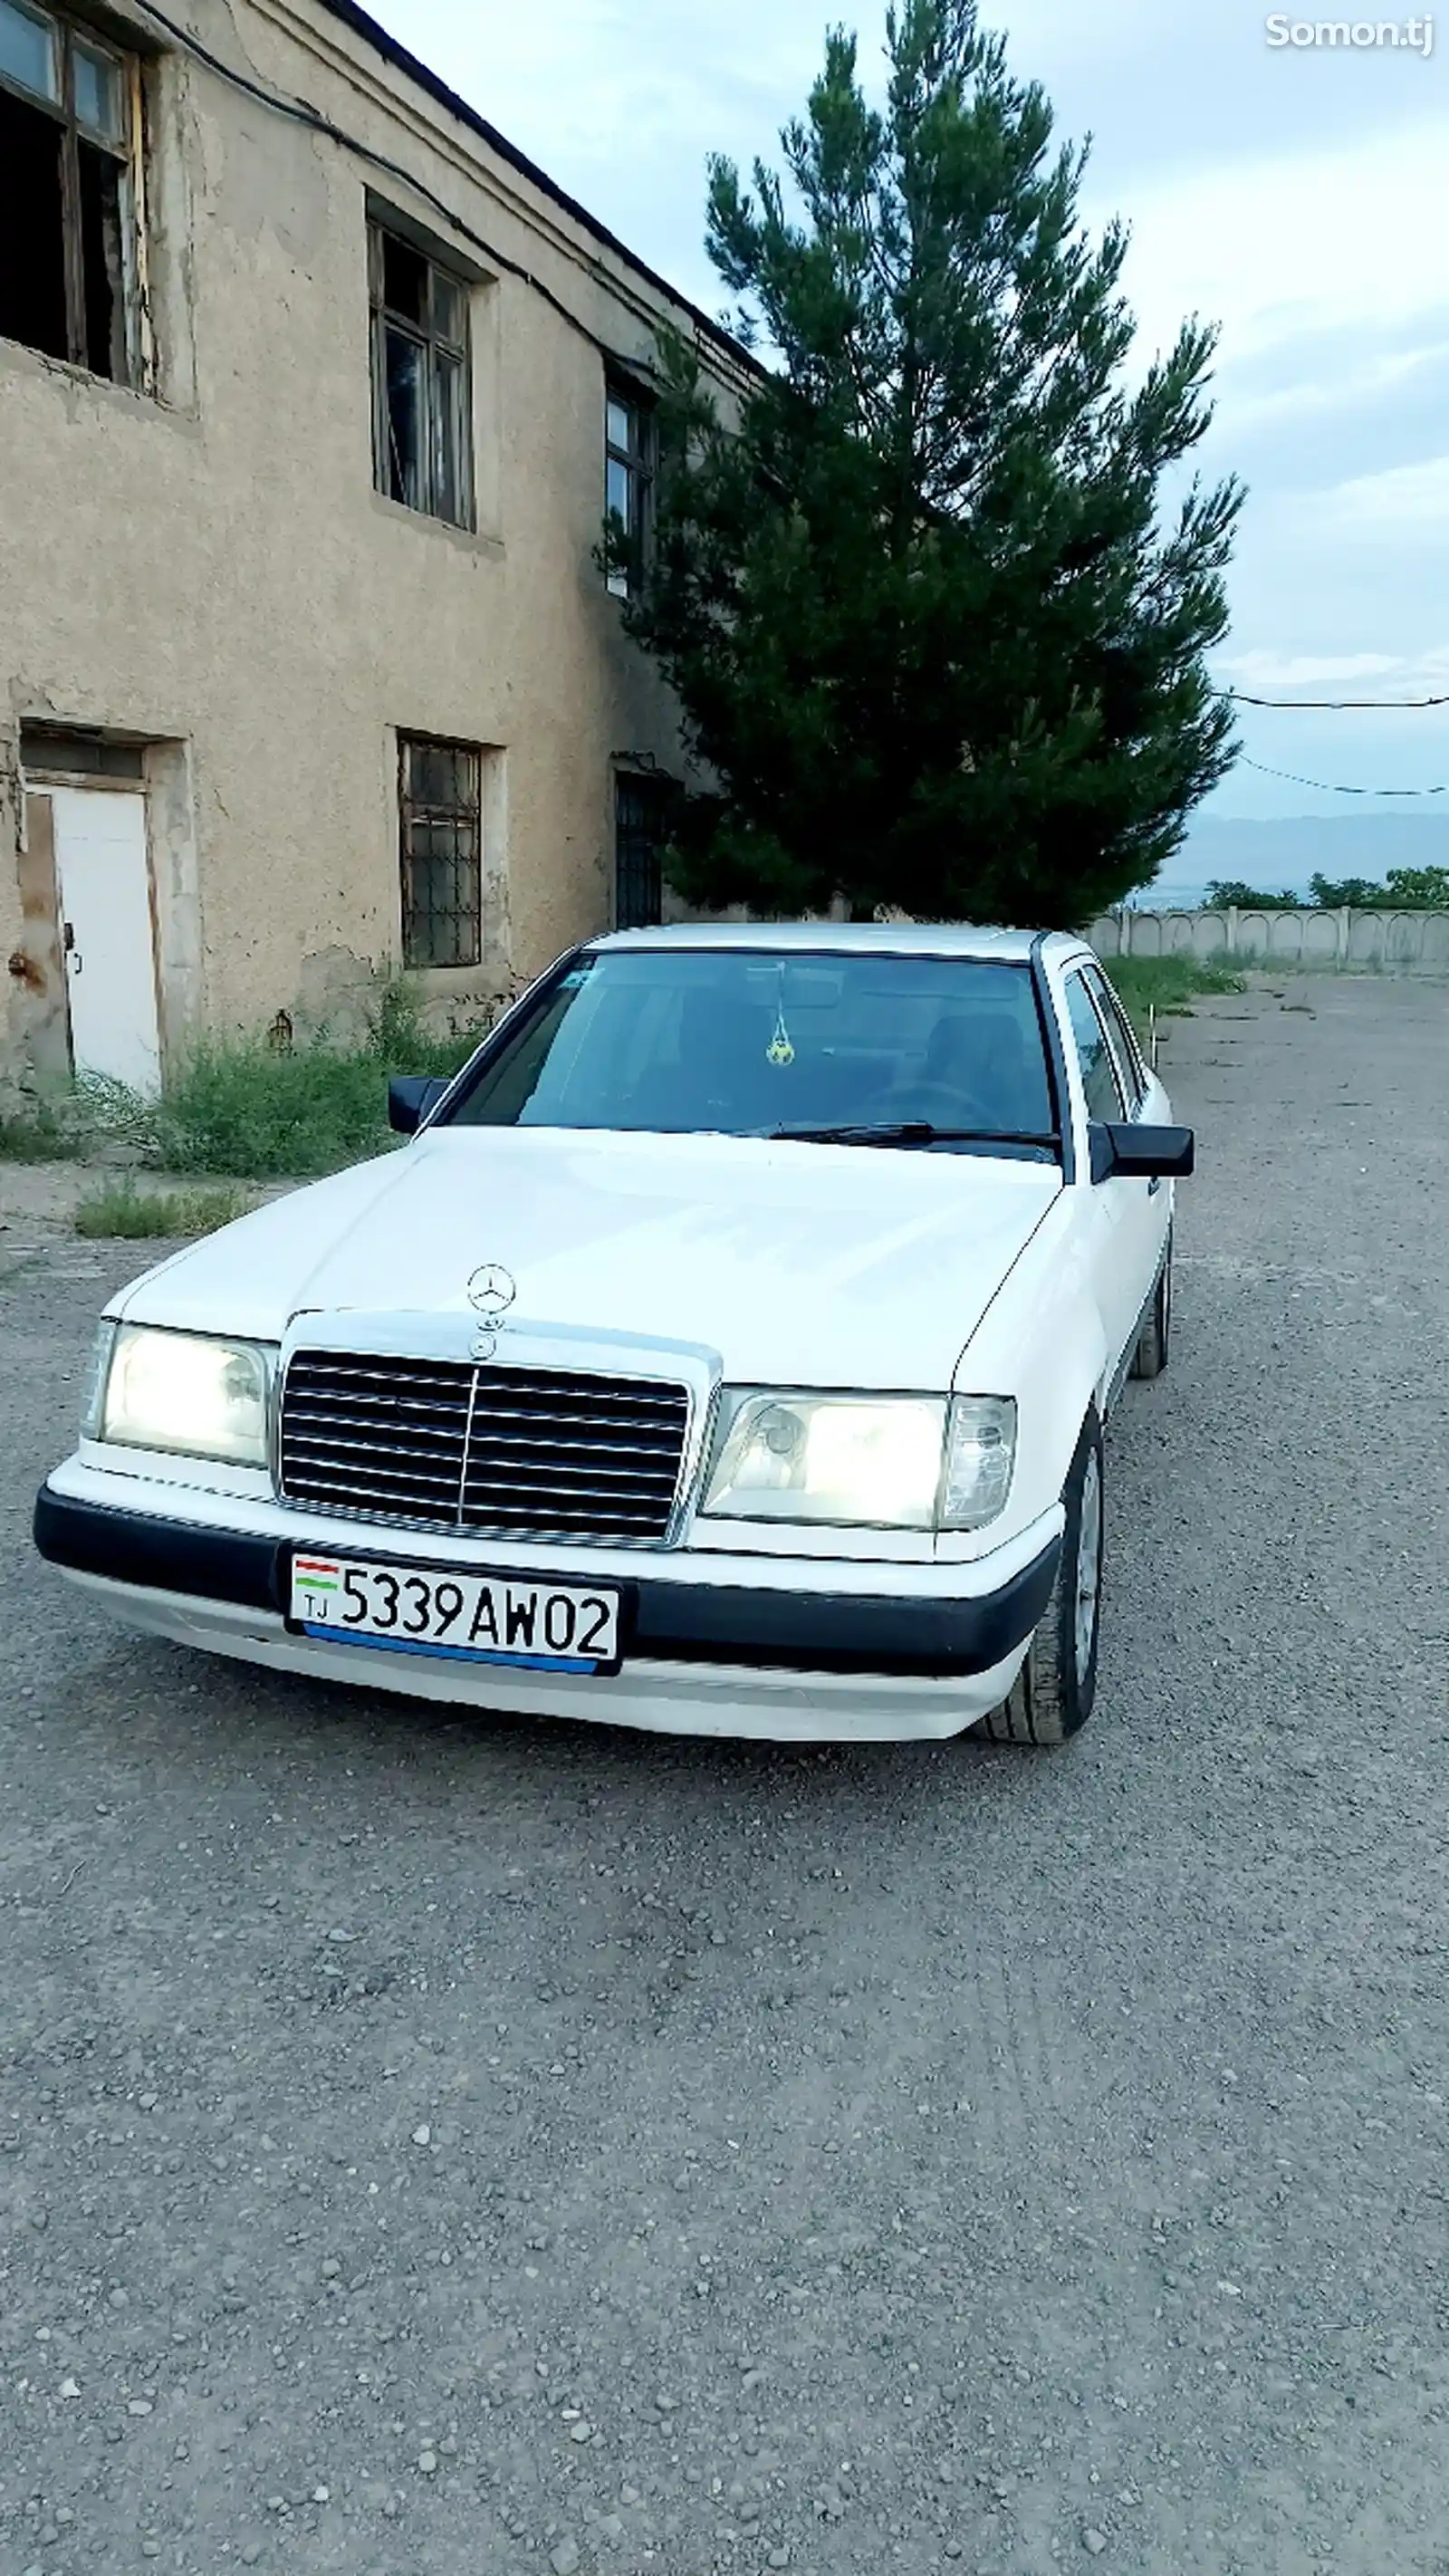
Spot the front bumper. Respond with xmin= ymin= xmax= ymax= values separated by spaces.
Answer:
xmin=34 ymin=1468 xmax=1062 ymax=1745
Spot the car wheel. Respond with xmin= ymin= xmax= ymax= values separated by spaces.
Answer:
xmin=981 ymin=1411 xmax=1103 ymax=1745
xmin=1129 ymin=1235 xmax=1172 ymax=1381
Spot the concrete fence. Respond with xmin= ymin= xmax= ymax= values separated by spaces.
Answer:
xmin=1088 ymin=905 xmax=1449 ymax=976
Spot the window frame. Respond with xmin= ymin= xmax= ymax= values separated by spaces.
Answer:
xmin=604 ymin=377 xmax=654 ymax=599
xmin=1083 ymin=963 xmax=1148 ymax=1114
xmin=1063 ymin=969 xmax=1128 ymax=1124
xmin=397 ymin=731 xmax=485 ymax=971
xmin=0 ymin=0 xmax=144 ymax=385
xmin=369 ymin=218 xmax=475 ymax=532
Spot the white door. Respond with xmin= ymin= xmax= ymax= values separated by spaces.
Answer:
xmin=47 ymin=786 xmax=161 ymax=1093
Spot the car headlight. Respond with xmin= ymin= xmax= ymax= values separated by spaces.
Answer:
xmin=940 ymin=1395 xmax=1018 ymax=1530
xmin=700 ymin=1390 xmax=1016 ymax=1532
xmin=90 ymin=1323 xmax=274 ymax=1467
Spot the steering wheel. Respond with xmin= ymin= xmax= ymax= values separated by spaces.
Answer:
xmin=877 ymin=1080 xmax=997 ymax=1131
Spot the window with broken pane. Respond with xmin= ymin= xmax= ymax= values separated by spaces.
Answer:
xmin=369 ymin=221 xmax=475 ymax=531
xmin=398 ymin=735 xmax=485 ymax=968
xmin=0 ymin=0 xmax=140 ymax=384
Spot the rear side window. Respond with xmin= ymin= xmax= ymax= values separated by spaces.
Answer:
xmin=1063 ymin=975 xmax=1125 ymax=1121
xmin=1084 ymin=966 xmax=1147 ymax=1112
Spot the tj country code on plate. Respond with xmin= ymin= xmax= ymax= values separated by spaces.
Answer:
xmin=289 ymin=1553 xmax=622 ymax=1673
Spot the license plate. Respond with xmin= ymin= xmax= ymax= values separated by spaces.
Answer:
xmin=288 ymin=1552 xmax=622 ymax=1675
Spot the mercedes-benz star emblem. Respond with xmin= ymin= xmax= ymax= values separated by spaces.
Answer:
xmin=467 ymin=1263 xmax=516 ymax=1360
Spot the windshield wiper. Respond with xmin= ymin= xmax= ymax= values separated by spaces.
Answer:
xmin=768 ymin=1121 xmax=1059 ymax=1150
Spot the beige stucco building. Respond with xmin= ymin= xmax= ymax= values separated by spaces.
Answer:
xmin=0 ymin=0 xmax=749 ymax=1091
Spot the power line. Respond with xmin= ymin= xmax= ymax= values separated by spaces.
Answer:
xmin=1228 ymin=689 xmax=1449 ymax=709
xmin=130 ymin=0 xmax=695 ymax=378
xmin=115 ymin=9 xmax=1449 ymax=764
xmin=1239 ymin=755 xmax=1449 ymax=798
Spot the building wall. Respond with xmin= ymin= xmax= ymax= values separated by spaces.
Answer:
xmin=0 ymin=0 xmax=744 ymax=1079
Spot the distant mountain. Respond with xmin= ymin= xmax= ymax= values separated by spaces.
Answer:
xmin=1137 ymin=812 xmax=1449 ymax=908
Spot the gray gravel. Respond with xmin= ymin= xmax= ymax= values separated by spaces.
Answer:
xmin=3 ymin=971 xmax=1448 ymax=2576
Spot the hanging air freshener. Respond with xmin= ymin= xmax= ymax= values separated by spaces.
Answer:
xmin=766 ymin=969 xmax=795 ymax=1067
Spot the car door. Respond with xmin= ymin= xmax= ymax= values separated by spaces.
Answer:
xmin=1061 ymin=969 xmax=1164 ymax=1389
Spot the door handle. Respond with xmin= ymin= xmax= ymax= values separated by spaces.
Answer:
xmin=1147 ymin=1174 xmax=1161 ymax=1196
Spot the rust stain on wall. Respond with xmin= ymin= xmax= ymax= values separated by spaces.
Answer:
xmin=14 ymin=793 xmax=72 ymax=1079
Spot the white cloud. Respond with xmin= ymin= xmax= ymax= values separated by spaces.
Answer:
xmin=364 ymin=0 xmax=820 ymax=179
xmin=1214 ymin=337 xmax=1449 ymax=436
xmin=1319 ymin=454 xmax=1449 ymax=530
xmin=1106 ymin=119 xmax=1449 ymax=369
xmin=1216 ymin=650 xmax=1426 ymax=686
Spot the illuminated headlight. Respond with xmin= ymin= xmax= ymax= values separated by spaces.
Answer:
xmin=700 ymin=1391 xmax=1016 ymax=1533
xmin=90 ymin=1323 xmax=274 ymax=1467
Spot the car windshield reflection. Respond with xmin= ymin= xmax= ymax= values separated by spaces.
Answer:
xmin=444 ymin=950 xmax=1060 ymax=1157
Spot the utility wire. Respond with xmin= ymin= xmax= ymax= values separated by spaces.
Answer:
xmin=130 ymin=0 xmax=705 ymax=378
xmin=1239 ymin=755 xmax=1449 ymax=798
xmin=1228 ymin=689 xmax=1449 ymax=709
xmin=127 ymin=4 xmax=1449 ymax=779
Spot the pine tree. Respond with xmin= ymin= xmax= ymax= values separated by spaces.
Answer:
xmin=618 ymin=0 xmax=1242 ymax=926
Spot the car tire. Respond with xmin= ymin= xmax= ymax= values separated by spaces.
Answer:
xmin=981 ymin=1410 xmax=1103 ymax=1745
xmin=1129 ymin=1235 xmax=1172 ymax=1381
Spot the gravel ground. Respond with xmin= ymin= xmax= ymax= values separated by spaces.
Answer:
xmin=3 ymin=973 xmax=1448 ymax=2576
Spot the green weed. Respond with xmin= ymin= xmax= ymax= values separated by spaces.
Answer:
xmin=1105 ymin=953 xmax=1245 ymax=1041
xmin=0 ymin=1097 xmax=88 ymax=1161
xmin=75 ymin=1180 xmax=254 ymax=1240
xmin=149 ymin=990 xmax=490 ymax=1177
xmin=4 ymin=978 xmax=499 ymax=1183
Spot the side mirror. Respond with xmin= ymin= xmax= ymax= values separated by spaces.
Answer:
xmin=388 ymin=1074 xmax=447 ymax=1136
xmin=1089 ymin=1120 xmax=1195 ymax=1184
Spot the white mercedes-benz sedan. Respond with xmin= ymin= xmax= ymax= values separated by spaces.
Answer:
xmin=35 ymin=925 xmax=1192 ymax=1746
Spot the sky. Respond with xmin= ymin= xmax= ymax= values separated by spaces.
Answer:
xmin=368 ymin=0 xmax=1449 ymax=876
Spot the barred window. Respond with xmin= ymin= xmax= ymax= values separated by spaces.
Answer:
xmin=614 ymin=773 xmax=670 ymax=930
xmin=398 ymin=735 xmax=482 ymax=968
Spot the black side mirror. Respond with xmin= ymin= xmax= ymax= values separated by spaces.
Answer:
xmin=388 ymin=1074 xmax=448 ymax=1136
xmin=1089 ymin=1120 xmax=1195 ymax=1184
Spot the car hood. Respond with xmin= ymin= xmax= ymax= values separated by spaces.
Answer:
xmin=119 ymin=1128 xmax=1060 ymax=1390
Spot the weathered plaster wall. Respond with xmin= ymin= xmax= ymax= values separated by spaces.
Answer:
xmin=0 ymin=0 xmax=740 ymax=1074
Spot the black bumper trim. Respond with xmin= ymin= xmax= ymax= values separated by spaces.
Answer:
xmin=34 ymin=1485 xmax=1060 ymax=1679
xmin=35 ymin=1485 xmax=283 ymax=1612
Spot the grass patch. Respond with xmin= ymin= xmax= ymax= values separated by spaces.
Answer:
xmin=150 ymin=1043 xmax=395 ymax=1178
xmin=1 ymin=981 xmax=498 ymax=1183
xmin=1105 ymin=953 xmax=1244 ymax=1041
xmin=149 ymin=981 xmax=491 ymax=1178
xmin=75 ymin=1179 xmax=254 ymax=1240
xmin=0 ymin=1096 xmax=90 ymax=1160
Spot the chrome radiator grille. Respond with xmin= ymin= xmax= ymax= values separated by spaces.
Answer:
xmin=279 ymin=1350 xmax=690 ymax=1543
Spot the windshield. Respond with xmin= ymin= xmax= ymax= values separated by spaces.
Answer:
xmin=443 ymin=949 xmax=1059 ymax=1156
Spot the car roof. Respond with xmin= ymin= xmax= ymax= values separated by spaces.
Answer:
xmin=587 ymin=923 xmax=1090 ymax=964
